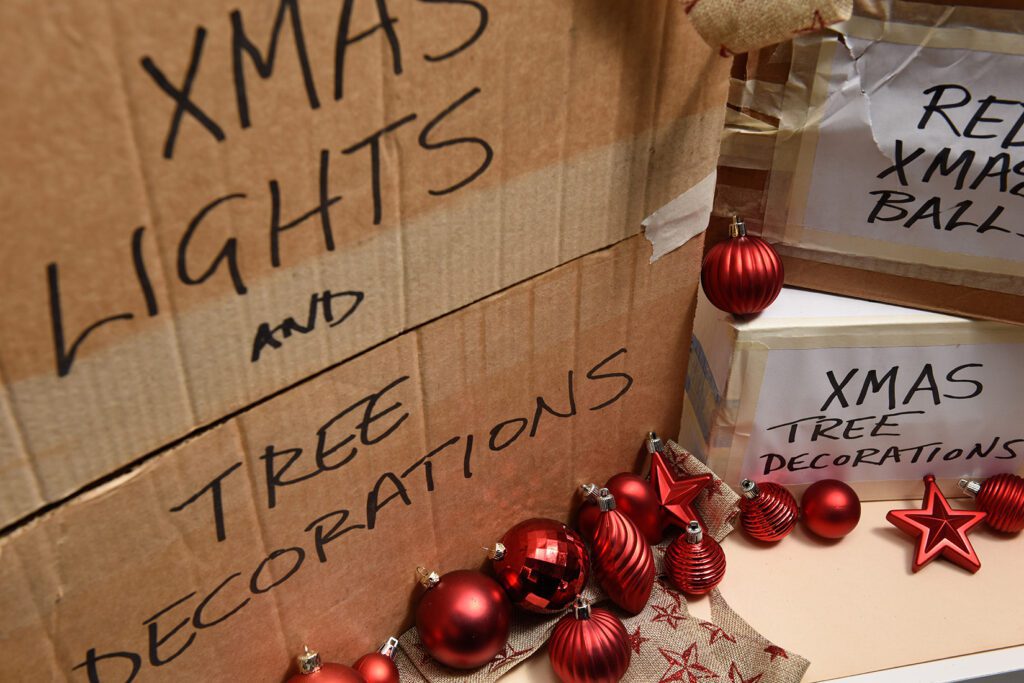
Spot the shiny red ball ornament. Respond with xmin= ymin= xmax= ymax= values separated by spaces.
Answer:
xmin=581 ymin=484 xmax=655 ymax=614
xmin=548 ymin=597 xmax=631 ymax=683
xmin=287 ymin=648 xmax=367 ymax=683
xmin=738 ymin=479 xmax=798 ymax=542
xmin=665 ymin=520 xmax=727 ymax=595
xmin=488 ymin=518 xmax=589 ymax=613
xmin=353 ymin=638 xmax=400 ymax=683
xmin=801 ymin=479 xmax=861 ymax=539
xmin=701 ymin=216 xmax=784 ymax=316
xmin=960 ymin=474 xmax=1024 ymax=533
xmin=887 ymin=474 xmax=987 ymax=573
xmin=414 ymin=567 xmax=511 ymax=669
xmin=577 ymin=473 xmax=664 ymax=545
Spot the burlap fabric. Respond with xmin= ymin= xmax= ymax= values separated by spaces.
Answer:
xmin=395 ymin=441 xmax=809 ymax=682
xmin=685 ymin=0 xmax=853 ymax=55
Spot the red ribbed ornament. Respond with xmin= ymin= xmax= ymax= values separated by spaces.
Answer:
xmin=960 ymin=474 xmax=1024 ymax=533
xmin=581 ymin=484 xmax=655 ymax=614
xmin=701 ymin=216 xmax=783 ymax=316
xmin=738 ymin=479 xmax=798 ymax=542
xmin=548 ymin=598 xmax=631 ymax=683
xmin=665 ymin=521 xmax=726 ymax=595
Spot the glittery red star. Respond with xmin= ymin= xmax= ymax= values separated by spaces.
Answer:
xmin=728 ymin=662 xmax=763 ymax=683
xmin=699 ymin=621 xmax=736 ymax=646
xmin=704 ymin=479 xmax=725 ymax=500
xmin=763 ymin=645 xmax=788 ymax=662
xmin=651 ymin=451 xmax=713 ymax=529
xmin=627 ymin=626 xmax=649 ymax=654
xmin=886 ymin=474 xmax=987 ymax=573
xmin=487 ymin=643 xmax=532 ymax=672
xmin=658 ymin=644 xmax=718 ymax=683
xmin=652 ymin=602 xmax=688 ymax=630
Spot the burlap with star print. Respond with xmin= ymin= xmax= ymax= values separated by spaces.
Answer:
xmin=394 ymin=441 xmax=808 ymax=682
xmin=684 ymin=0 xmax=853 ymax=55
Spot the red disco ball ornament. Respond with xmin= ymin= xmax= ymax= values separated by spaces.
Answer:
xmin=664 ymin=521 xmax=727 ymax=596
xmin=488 ymin=518 xmax=589 ymax=613
xmin=414 ymin=568 xmax=511 ymax=669
xmin=353 ymin=638 xmax=400 ymax=683
xmin=287 ymin=648 xmax=366 ymax=683
xmin=548 ymin=598 xmax=631 ymax=683
xmin=801 ymin=479 xmax=861 ymax=539
xmin=577 ymin=472 xmax=664 ymax=545
xmin=960 ymin=474 xmax=1024 ymax=533
xmin=738 ymin=479 xmax=798 ymax=542
xmin=701 ymin=216 xmax=783 ymax=316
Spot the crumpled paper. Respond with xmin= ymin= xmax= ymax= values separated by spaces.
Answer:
xmin=394 ymin=440 xmax=809 ymax=682
xmin=685 ymin=0 xmax=853 ymax=55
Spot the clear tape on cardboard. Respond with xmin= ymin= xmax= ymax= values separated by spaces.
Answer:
xmin=642 ymin=170 xmax=716 ymax=262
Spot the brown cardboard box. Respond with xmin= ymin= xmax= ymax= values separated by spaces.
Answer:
xmin=0 ymin=0 xmax=729 ymax=527
xmin=0 ymin=234 xmax=703 ymax=682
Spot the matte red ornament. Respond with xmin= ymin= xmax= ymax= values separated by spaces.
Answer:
xmin=581 ymin=484 xmax=655 ymax=614
xmin=647 ymin=433 xmax=713 ymax=532
xmin=414 ymin=567 xmax=511 ymax=668
xmin=353 ymin=638 xmax=400 ymax=683
xmin=701 ymin=216 xmax=783 ymax=316
xmin=665 ymin=521 xmax=727 ymax=595
xmin=738 ymin=479 xmax=798 ymax=542
xmin=287 ymin=648 xmax=367 ymax=683
xmin=887 ymin=474 xmax=987 ymax=573
xmin=960 ymin=474 xmax=1024 ymax=533
xmin=548 ymin=597 xmax=631 ymax=683
xmin=488 ymin=518 xmax=589 ymax=613
xmin=577 ymin=473 xmax=664 ymax=545
xmin=801 ymin=479 xmax=861 ymax=539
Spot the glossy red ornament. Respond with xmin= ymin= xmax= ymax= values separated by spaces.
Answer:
xmin=414 ymin=568 xmax=511 ymax=668
xmin=887 ymin=474 xmax=987 ymax=573
xmin=577 ymin=473 xmax=664 ymax=545
xmin=665 ymin=521 xmax=727 ymax=595
xmin=488 ymin=518 xmax=589 ymax=613
xmin=287 ymin=648 xmax=366 ymax=683
xmin=353 ymin=638 xmax=400 ymax=683
xmin=738 ymin=479 xmax=798 ymax=542
xmin=800 ymin=479 xmax=861 ymax=539
xmin=648 ymin=432 xmax=713 ymax=532
xmin=960 ymin=474 xmax=1024 ymax=533
xmin=701 ymin=216 xmax=783 ymax=316
xmin=548 ymin=597 xmax=631 ymax=683
xmin=581 ymin=484 xmax=655 ymax=614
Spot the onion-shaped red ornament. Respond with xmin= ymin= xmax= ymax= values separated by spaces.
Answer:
xmin=960 ymin=474 xmax=1024 ymax=533
xmin=801 ymin=479 xmax=861 ymax=539
xmin=581 ymin=484 xmax=655 ymax=614
xmin=414 ymin=567 xmax=511 ymax=669
xmin=488 ymin=518 xmax=589 ymax=613
xmin=738 ymin=479 xmax=798 ymax=542
xmin=548 ymin=597 xmax=631 ymax=683
xmin=701 ymin=216 xmax=783 ymax=316
xmin=665 ymin=521 xmax=727 ymax=595
xmin=287 ymin=648 xmax=366 ymax=683
xmin=577 ymin=473 xmax=664 ymax=545
xmin=353 ymin=637 xmax=400 ymax=683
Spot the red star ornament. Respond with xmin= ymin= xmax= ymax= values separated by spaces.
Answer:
xmin=886 ymin=474 xmax=987 ymax=573
xmin=650 ymin=450 xmax=713 ymax=530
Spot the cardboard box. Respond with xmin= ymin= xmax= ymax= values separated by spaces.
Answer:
xmin=679 ymin=287 xmax=1024 ymax=501
xmin=712 ymin=0 xmax=1024 ymax=324
xmin=0 ymin=234 xmax=703 ymax=682
xmin=0 ymin=0 xmax=729 ymax=527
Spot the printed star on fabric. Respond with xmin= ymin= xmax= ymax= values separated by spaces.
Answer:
xmin=413 ymin=643 xmax=434 ymax=665
xmin=652 ymin=602 xmax=688 ymax=630
xmin=886 ymin=474 xmax=987 ymax=573
xmin=651 ymin=450 xmax=713 ymax=529
xmin=704 ymin=479 xmax=725 ymax=500
xmin=699 ymin=621 xmax=737 ymax=646
xmin=658 ymin=644 xmax=719 ymax=683
xmin=656 ymin=578 xmax=685 ymax=608
xmin=487 ymin=643 xmax=532 ymax=672
xmin=728 ymin=662 xmax=764 ymax=683
xmin=764 ymin=645 xmax=788 ymax=662
xmin=627 ymin=626 xmax=650 ymax=654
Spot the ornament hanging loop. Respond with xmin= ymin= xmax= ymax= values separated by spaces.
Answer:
xmin=959 ymin=478 xmax=982 ymax=497
xmin=297 ymin=646 xmax=322 ymax=674
xmin=415 ymin=566 xmax=440 ymax=589
xmin=686 ymin=520 xmax=703 ymax=543
xmin=572 ymin=596 xmax=592 ymax=620
xmin=581 ymin=483 xmax=617 ymax=511
xmin=740 ymin=478 xmax=760 ymax=499
xmin=729 ymin=215 xmax=747 ymax=237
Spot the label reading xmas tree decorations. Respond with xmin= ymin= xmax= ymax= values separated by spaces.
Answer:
xmin=743 ymin=344 xmax=1024 ymax=484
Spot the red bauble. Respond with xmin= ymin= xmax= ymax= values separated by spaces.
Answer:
xmin=738 ymin=479 xmax=798 ymax=542
xmin=888 ymin=474 xmax=987 ymax=573
xmin=701 ymin=216 xmax=783 ymax=316
xmin=548 ymin=598 xmax=631 ymax=683
xmin=353 ymin=638 xmax=400 ymax=683
xmin=801 ymin=479 xmax=861 ymax=539
xmin=960 ymin=474 xmax=1024 ymax=533
xmin=414 ymin=568 xmax=511 ymax=668
xmin=288 ymin=648 xmax=366 ymax=683
xmin=665 ymin=521 xmax=726 ymax=595
xmin=581 ymin=484 xmax=655 ymax=614
xmin=578 ymin=473 xmax=664 ymax=545
xmin=489 ymin=518 xmax=589 ymax=613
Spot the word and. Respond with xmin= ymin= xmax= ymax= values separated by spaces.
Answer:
xmin=251 ymin=289 xmax=364 ymax=362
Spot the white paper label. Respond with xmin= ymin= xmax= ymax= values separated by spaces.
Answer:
xmin=803 ymin=36 xmax=1024 ymax=263
xmin=742 ymin=343 xmax=1024 ymax=484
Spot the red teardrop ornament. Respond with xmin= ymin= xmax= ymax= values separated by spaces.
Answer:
xmin=960 ymin=474 xmax=1024 ymax=533
xmin=577 ymin=473 xmax=664 ymax=545
xmin=701 ymin=216 xmax=783 ymax=316
xmin=548 ymin=598 xmax=631 ymax=683
xmin=738 ymin=479 xmax=798 ymax=542
xmin=581 ymin=484 xmax=655 ymax=614
xmin=665 ymin=521 xmax=726 ymax=595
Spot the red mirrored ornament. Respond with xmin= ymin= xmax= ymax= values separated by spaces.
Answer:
xmin=548 ymin=597 xmax=631 ymax=683
xmin=701 ymin=216 xmax=783 ymax=316
xmin=665 ymin=521 xmax=726 ymax=596
xmin=577 ymin=472 xmax=663 ymax=545
xmin=287 ymin=648 xmax=366 ymax=683
xmin=960 ymin=474 xmax=1024 ymax=533
xmin=488 ymin=518 xmax=589 ymax=613
xmin=800 ymin=479 xmax=861 ymax=539
xmin=353 ymin=637 xmax=400 ymax=683
xmin=738 ymin=479 xmax=798 ymax=542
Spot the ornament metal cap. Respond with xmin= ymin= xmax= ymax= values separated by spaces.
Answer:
xmin=571 ymin=596 xmax=592 ymax=620
xmin=740 ymin=479 xmax=760 ymax=500
xmin=415 ymin=566 xmax=440 ymax=589
xmin=729 ymin=215 xmax=747 ymax=238
xmin=379 ymin=636 xmax=399 ymax=660
xmin=645 ymin=431 xmax=664 ymax=455
xmin=958 ymin=478 xmax=982 ymax=497
xmin=297 ymin=646 xmax=322 ymax=674
xmin=581 ymin=483 xmax=617 ymax=511
xmin=485 ymin=543 xmax=507 ymax=560
xmin=686 ymin=520 xmax=703 ymax=544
